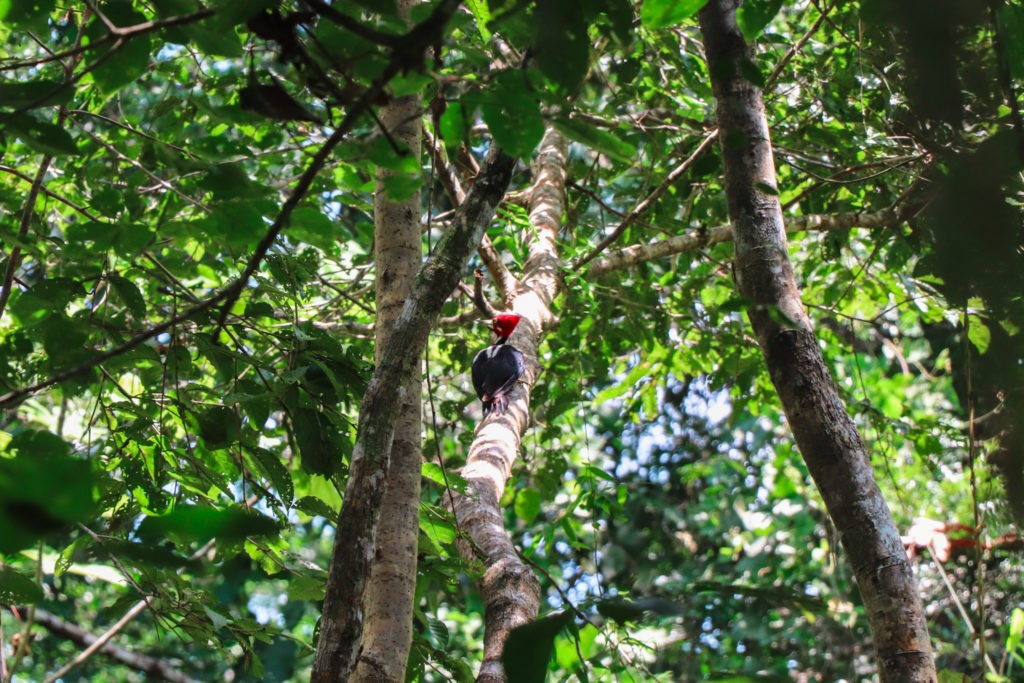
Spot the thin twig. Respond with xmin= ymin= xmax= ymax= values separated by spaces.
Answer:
xmin=214 ymin=0 xmax=463 ymax=329
xmin=425 ymin=129 xmax=517 ymax=300
xmin=0 ymin=9 xmax=214 ymax=73
xmin=764 ymin=0 xmax=836 ymax=91
xmin=43 ymin=601 xmax=150 ymax=683
xmin=0 ymin=155 xmax=53 ymax=321
xmin=573 ymin=130 xmax=719 ymax=270
xmin=0 ymin=0 xmax=462 ymax=408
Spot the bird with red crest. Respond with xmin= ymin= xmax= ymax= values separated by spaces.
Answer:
xmin=471 ymin=313 xmax=526 ymax=417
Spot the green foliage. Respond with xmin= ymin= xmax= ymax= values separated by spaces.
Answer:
xmin=0 ymin=0 xmax=1020 ymax=681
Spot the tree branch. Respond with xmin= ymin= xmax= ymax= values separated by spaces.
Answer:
xmin=572 ymin=130 xmax=719 ymax=270
xmin=0 ymin=154 xmax=53 ymax=322
xmin=425 ymin=129 xmax=519 ymax=303
xmin=698 ymin=1 xmax=935 ymax=678
xmin=587 ymin=208 xmax=901 ymax=277
xmin=30 ymin=608 xmax=199 ymax=683
xmin=312 ymin=142 xmax=517 ymax=682
xmin=43 ymin=601 xmax=150 ymax=683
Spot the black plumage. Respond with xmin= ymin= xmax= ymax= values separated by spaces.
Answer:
xmin=472 ymin=343 xmax=525 ymax=417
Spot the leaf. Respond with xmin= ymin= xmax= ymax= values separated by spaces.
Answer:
xmin=421 ymin=461 xmax=469 ymax=493
xmin=3 ymin=113 xmax=78 ymax=155
xmin=248 ymin=447 xmax=294 ymax=505
xmin=198 ymin=406 xmax=241 ymax=450
xmin=554 ymin=116 xmax=635 ymax=164
xmin=380 ymin=173 xmax=423 ymax=203
xmin=426 ymin=615 xmax=451 ymax=648
xmin=640 ymin=0 xmax=708 ymax=29
xmin=535 ymin=0 xmax=590 ymax=91
xmin=998 ymin=4 xmax=1024 ymax=80
xmin=1007 ymin=607 xmax=1024 ymax=654
xmin=0 ymin=79 xmax=74 ymax=109
xmin=968 ymin=316 xmax=991 ymax=354
xmin=291 ymin=407 xmax=347 ymax=477
xmin=0 ymin=433 xmax=96 ymax=554
xmin=295 ymin=495 xmax=338 ymax=520
xmin=514 ymin=487 xmax=541 ymax=524
xmin=184 ymin=23 xmax=243 ymax=58
xmin=439 ymin=99 xmax=470 ymax=150
xmin=502 ymin=611 xmax=574 ymax=682
xmin=88 ymin=20 xmax=154 ymax=95
xmin=465 ymin=0 xmax=492 ymax=40
xmin=0 ymin=569 xmax=44 ymax=604
xmin=0 ymin=0 xmax=55 ymax=31
xmin=287 ymin=575 xmax=326 ymax=601
xmin=736 ymin=0 xmax=783 ymax=41
xmin=596 ymin=597 xmax=684 ymax=623
xmin=107 ymin=273 xmax=147 ymax=318
xmin=419 ymin=511 xmax=457 ymax=545
xmin=479 ymin=72 xmax=545 ymax=158
xmin=600 ymin=0 xmax=635 ymax=45
xmin=137 ymin=505 xmax=280 ymax=544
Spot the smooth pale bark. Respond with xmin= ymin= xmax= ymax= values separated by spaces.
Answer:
xmin=587 ymin=208 xmax=900 ymax=277
xmin=697 ymin=1 xmax=936 ymax=680
xmin=352 ymin=12 xmax=423 ymax=678
xmin=312 ymin=145 xmax=516 ymax=682
xmin=450 ymin=128 xmax=566 ymax=683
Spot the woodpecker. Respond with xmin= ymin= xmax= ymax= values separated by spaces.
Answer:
xmin=472 ymin=313 xmax=526 ymax=417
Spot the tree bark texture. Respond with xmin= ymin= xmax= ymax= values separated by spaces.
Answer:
xmin=352 ymin=19 xmax=423 ymax=680
xmin=312 ymin=145 xmax=516 ymax=682
xmin=450 ymin=128 xmax=567 ymax=683
xmin=697 ymin=1 xmax=936 ymax=680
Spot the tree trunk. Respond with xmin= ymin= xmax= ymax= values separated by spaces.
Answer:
xmin=450 ymin=128 xmax=567 ymax=682
xmin=352 ymin=8 xmax=423 ymax=677
xmin=697 ymin=1 xmax=936 ymax=680
xmin=311 ymin=145 xmax=516 ymax=682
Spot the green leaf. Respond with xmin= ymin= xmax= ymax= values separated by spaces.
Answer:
xmin=438 ymin=100 xmax=470 ymax=150
xmin=137 ymin=505 xmax=280 ymax=544
xmin=998 ymin=4 xmax=1024 ymax=80
xmin=554 ymin=116 xmax=635 ymax=164
xmin=968 ymin=316 xmax=991 ymax=354
xmin=640 ymin=0 xmax=708 ymax=29
xmin=0 ymin=79 xmax=74 ymax=109
xmin=419 ymin=510 xmax=457 ymax=545
xmin=287 ymin=575 xmax=326 ymax=601
xmin=107 ymin=273 xmax=147 ymax=318
xmin=10 ymin=278 xmax=84 ymax=327
xmin=600 ymin=0 xmax=635 ymax=45
xmin=736 ymin=0 xmax=783 ymax=41
xmin=479 ymin=72 xmax=545 ymax=157
xmin=1 ymin=0 xmax=55 ymax=31
xmin=0 ymin=433 xmax=96 ymax=553
xmin=3 ymin=113 xmax=78 ymax=155
xmin=535 ymin=0 xmax=590 ymax=91
xmin=295 ymin=495 xmax=338 ymax=520
xmin=1007 ymin=607 xmax=1024 ymax=654
xmin=514 ymin=487 xmax=541 ymax=524
xmin=465 ymin=0 xmax=492 ymax=40
xmin=426 ymin=615 xmax=450 ymax=648
xmin=292 ymin=407 xmax=346 ymax=477
xmin=248 ymin=447 xmax=294 ymax=505
xmin=502 ymin=611 xmax=574 ymax=682
xmin=380 ymin=173 xmax=423 ymax=203
xmin=183 ymin=23 xmax=243 ymax=58
xmin=198 ymin=406 xmax=241 ymax=449
xmin=596 ymin=597 xmax=684 ymax=623
xmin=0 ymin=569 xmax=44 ymax=604
xmin=88 ymin=25 xmax=154 ymax=95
